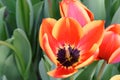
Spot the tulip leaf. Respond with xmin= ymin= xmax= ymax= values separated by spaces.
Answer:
xmin=110 ymin=0 xmax=120 ymax=20
xmin=82 ymin=0 xmax=106 ymax=20
xmin=32 ymin=1 xmax=44 ymax=57
xmin=33 ymin=1 xmax=44 ymax=29
xmin=4 ymin=11 xmax=17 ymax=36
xmin=116 ymin=63 xmax=120 ymax=75
xmin=39 ymin=55 xmax=61 ymax=80
xmin=44 ymin=0 xmax=50 ymax=17
xmin=111 ymin=6 xmax=120 ymax=24
xmin=44 ymin=0 xmax=60 ymax=19
xmin=50 ymin=0 xmax=60 ymax=19
xmin=0 ymin=45 xmax=21 ymax=80
xmin=0 ymin=46 xmax=10 ymax=74
xmin=75 ymin=61 xmax=98 ymax=80
xmin=101 ymin=64 xmax=119 ymax=80
xmin=31 ymin=0 xmax=40 ymax=5
xmin=1 ymin=0 xmax=16 ymax=12
xmin=0 ymin=7 xmax=8 ymax=40
xmin=43 ymin=54 xmax=53 ymax=66
xmin=1 ymin=0 xmax=16 ymax=13
xmin=0 ymin=1 xmax=3 ymax=8
xmin=39 ymin=58 xmax=51 ymax=80
xmin=33 ymin=1 xmax=43 ymax=31
xmin=104 ymin=0 xmax=113 ymax=26
xmin=1 ymin=0 xmax=17 ymax=36
xmin=0 ymin=75 xmax=7 ymax=80
xmin=33 ymin=1 xmax=43 ymax=24
xmin=2 ymin=54 xmax=21 ymax=80
xmin=16 ymin=0 xmax=33 ymax=36
xmin=12 ymin=28 xmax=32 ymax=78
xmin=42 ymin=55 xmax=61 ymax=80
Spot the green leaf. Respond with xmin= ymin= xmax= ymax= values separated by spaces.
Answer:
xmin=0 ymin=45 xmax=11 ymax=75
xmin=31 ymin=1 xmax=44 ymax=65
xmin=0 ymin=1 xmax=3 ymax=8
xmin=42 ymin=55 xmax=61 ymax=80
xmin=12 ymin=28 xmax=32 ymax=79
xmin=50 ymin=0 xmax=60 ymax=19
xmin=2 ymin=54 xmax=21 ymax=80
xmin=33 ymin=1 xmax=43 ymax=25
xmin=0 ymin=0 xmax=17 ymax=36
xmin=0 ymin=7 xmax=8 ymax=40
xmin=101 ymin=64 xmax=119 ymax=80
xmin=32 ymin=0 xmax=43 ymax=37
xmin=110 ymin=0 xmax=120 ymax=20
xmin=39 ymin=58 xmax=50 ymax=80
xmin=82 ymin=0 xmax=106 ymax=20
xmin=0 ymin=45 xmax=21 ymax=80
xmin=16 ymin=0 xmax=33 ymax=36
xmin=4 ymin=10 xmax=17 ymax=36
xmin=44 ymin=0 xmax=50 ymax=17
xmin=105 ymin=0 xmax=113 ymax=26
xmin=0 ymin=75 xmax=7 ymax=80
xmin=117 ymin=63 xmax=120 ymax=72
xmin=31 ymin=0 xmax=41 ymax=5
xmin=43 ymin=0 xmax=60 ymax=19
xmin=1 ymin=0 xmax=16 ymax=13
xmin=1 ymin=0 xmax=16 ymax=36
xmin=111 ymin=6 xmax=120 ymax=24
xmin=75 ymin=61 xmax=98 ymax=80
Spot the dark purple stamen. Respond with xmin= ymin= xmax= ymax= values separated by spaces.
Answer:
xmin=57 ymin=46 xmax=80 ymax=67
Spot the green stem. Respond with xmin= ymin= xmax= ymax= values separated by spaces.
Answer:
xmin=97 ymin=61 xmax=107 ymax=80
xmin=0 ymin=41 xmax=26 ymax=79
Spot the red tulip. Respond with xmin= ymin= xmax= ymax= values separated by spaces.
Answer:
xmin=98 ymin=24 xmax=120 ymax=64
xmin=39 ymin=17 xmax=104 ymax=78
xmin=59 ymin=0 xmax=94 ymax=26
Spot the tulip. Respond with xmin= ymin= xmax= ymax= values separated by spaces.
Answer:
xmin=59 ymin=0 xmax=94 ymax=26
xmin=98 ymin=24 xmax=120 ymax=63
xmin=39 ymin=17 xmax=104 ymax=78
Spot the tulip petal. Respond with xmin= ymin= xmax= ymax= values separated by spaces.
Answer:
xmin=52 ymin=17 xmax=83 ymax=45
xmin=42 ymin=34 xmax=57 ymax=64
xmin=78 ymin=1 xmax=94 ymax=21
xmin=60 ymin=0 xmax=94 ymax=26
xmin=99 ymin=31 xmax=120 ymax=61
xmin=109 ymin=48 xmax=120 ymax=64
xmin=77 ymin=20 xmax=104 ymax=50
xmin=75 ymin=44 xmax=99 ymax=69
xmin=39 ymin=18 xmax=57 ymax=50
xmin=47 ymin=66 xmax=77 ymax=78
xmin=106 ymin=24 xmax=120 ymax=35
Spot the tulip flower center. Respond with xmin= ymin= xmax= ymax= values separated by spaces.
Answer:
xmin=57 ymin=45 xmax=80 ymax=67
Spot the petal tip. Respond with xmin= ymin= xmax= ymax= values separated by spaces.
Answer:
xmin=47 ymin=66 xmax=78 ymax=78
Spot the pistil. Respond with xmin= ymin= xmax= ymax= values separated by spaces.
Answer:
xmin=57 ymin=45 xmax=80 ymax=67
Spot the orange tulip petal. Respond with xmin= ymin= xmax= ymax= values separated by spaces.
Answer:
xmin=77 ymin=20 xmax=104 ymax=50
xmin=75 ymin=44 xmax=99 ymax=69
xmin=42 ymin=34 xmax=57 ymax=64
xmin=60 ymin=0 xmax=93 ymax=26
xmin=106 ymin=24 xmax=120 ymax=35
xmin=52 ymin=17 xmax=83 ymax=45
xmin=99 ymin=31 xmax=120 ymax=61
xmin=108 ymin=48 xmax=120 ymax=64
xmin=47 ymin=66 xmax=77 ymax=78
xmin=59 ymin=0 xmax=67 ymax=17
xmin=39 ymin=18 xmax=57 ymax=50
